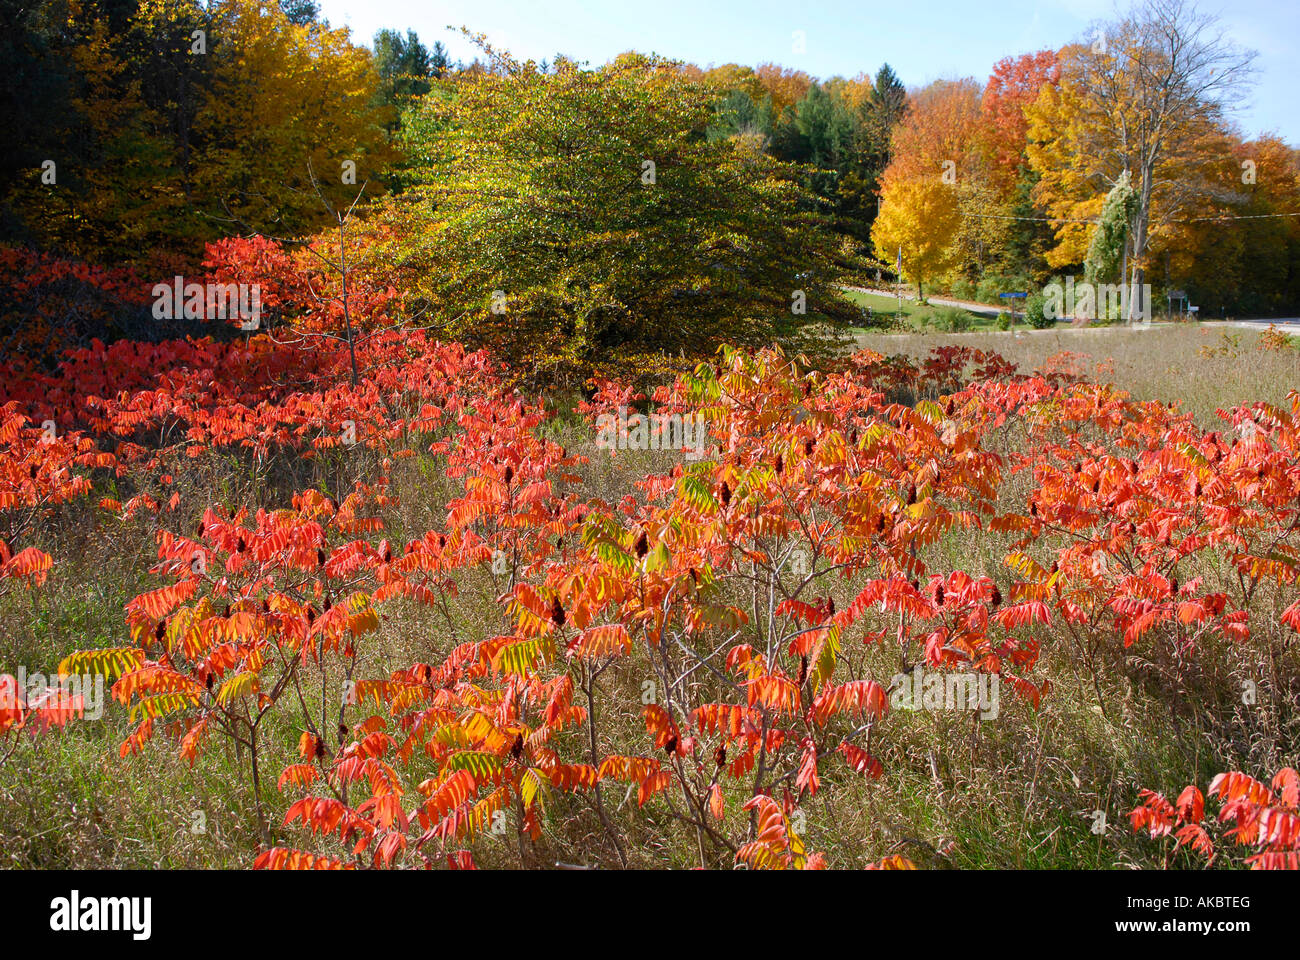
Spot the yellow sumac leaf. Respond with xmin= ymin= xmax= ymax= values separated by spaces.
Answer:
xmin=59 ymin=647 xmax=144 ymax=680
xmin=216 ymin=671 xmax=259 ymax=705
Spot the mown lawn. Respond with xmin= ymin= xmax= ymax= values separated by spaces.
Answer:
xmin=843 ymin=289 xmax=1006 ymax=333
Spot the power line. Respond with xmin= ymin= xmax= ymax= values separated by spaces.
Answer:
xmin=962 ymin=213 xmax=1094 ymax=223
xmin=963 ymin=210 xmax=1300 ymax=224
xmin=1175 ymin=211 xmax=1300 ymax=222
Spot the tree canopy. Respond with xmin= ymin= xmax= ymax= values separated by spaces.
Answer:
xmin=362 ymin=48 xmax=862 ymax=384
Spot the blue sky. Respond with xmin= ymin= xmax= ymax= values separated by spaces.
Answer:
xmin=315 ymin=0 xmax=1299 ymax=142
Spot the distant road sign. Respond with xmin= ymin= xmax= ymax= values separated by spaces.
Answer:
xmin=998 ymin=292 xmax=1027 ymax=299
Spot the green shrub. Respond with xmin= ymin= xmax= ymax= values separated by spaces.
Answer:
xmin=931 ymin=306 xmax=973 ymax=332
xmin=996 ymin=310 xmax=1013 ymax=331
xmin=974 ymin=277 xmax=1000 ymax=304
xmin=975 ymin=274 xmax=1032 ymax=306
xmin=1025 ymin=291 xmax=1055 ymax=329
xmin=949 ymin=277 xmax=975 ymax=301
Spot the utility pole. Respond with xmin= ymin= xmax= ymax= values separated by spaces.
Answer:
xmin=896 ymin=246 xmax=903 ymax=320
xmin=1121 ymin=237 xmax=1130 ymax=324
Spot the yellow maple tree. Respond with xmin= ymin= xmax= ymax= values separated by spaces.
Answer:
xmin=871 ymin=175 xmax=962 ymax=299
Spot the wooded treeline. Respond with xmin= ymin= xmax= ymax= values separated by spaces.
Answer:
xmin=4 ymin=0 xmax=1298 ymax=332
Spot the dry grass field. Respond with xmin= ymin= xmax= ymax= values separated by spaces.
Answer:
xmin=854 ymin=324 xmax=1299 ymax=426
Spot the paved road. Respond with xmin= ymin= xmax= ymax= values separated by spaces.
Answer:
xmin=1216 ymin=317 xmax=1300 ymax=329
xmin=845 ymin=285 xmax=1004 ymax=318
xmin=844 ymin=286 xmax=1300 ymax=330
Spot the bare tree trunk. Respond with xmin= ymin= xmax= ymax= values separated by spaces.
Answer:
xmin=1130 ymin=166 xmax=1154 ymax=323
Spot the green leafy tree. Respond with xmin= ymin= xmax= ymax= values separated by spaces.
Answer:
xmin=195 ymin=0 xmax=394 ymax=241
xmin=1000 ymin=165 xmax=1056 ymax=283
xmin=707 ymin=88 xmax=777 ymax=146
xmin=2 ymin=0 xmax=392 ymax=267
xmin=375 ymin=29 xmax=433 ymax=106
xmin=1084 ymin=169 xmax=1137 ymax=285
xmin=867 ymin=64 xmax=907 ymax=146
xmin=0 ymin=0 xmax=81 ymax=244
xmin=368 ymin=44 xmax=860 ymax=385
xmin=279 ymin=0 xmax=318 ymax=26
xmin=429 ymin=41 xmax=451 ymax=79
